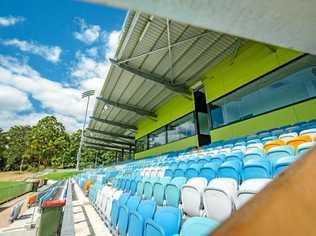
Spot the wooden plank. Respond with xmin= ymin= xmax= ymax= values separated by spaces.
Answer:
xmin=212 ymin=146 xmax=316 ymax=236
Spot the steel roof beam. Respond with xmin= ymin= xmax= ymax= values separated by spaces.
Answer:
xmin=90 ymin=116 xmax=137 ymax=130
xmin=110 ymin=59 xmax=192 ymax=97
xmin=84 ymin=135 xmax=135 ymax=146
xmin=87 ymin=128 xmax=134 ymax=140
xmin=97 ymin=97 xmax=157 ymax=119
xmin=84 ymin=141 xmax=134 ymax=150
xmin=84 ymin=144 xmax=131 ymax=153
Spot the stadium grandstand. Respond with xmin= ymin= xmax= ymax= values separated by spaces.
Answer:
xmin=1 ymin=1 xmax=316 ymax=235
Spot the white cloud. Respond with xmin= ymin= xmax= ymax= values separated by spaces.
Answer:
xmin=0 ymin=84 xmax=32 ymax=112
xmin=2 ymin=39 xmax=62 ymax=63
xmin=0 ymin=16 xmax=25 ymax=27
xmin=73 ymin=18 xmax=102 ymax=45
xmin=0 ymin=55 xmax=84 ymax=131
xmin=106 ymin=30 xmax=121 ymax=59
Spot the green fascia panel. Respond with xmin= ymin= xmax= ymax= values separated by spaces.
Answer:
xmin=135 ymin=135 xmax=197 ymax=159
xmin=211 ymin=98 xmax=316 ymax=141
xmin=135 ymin=94 xmax=194 ymax=139
xmin=202 ymin=41 xmax=303 ymax=103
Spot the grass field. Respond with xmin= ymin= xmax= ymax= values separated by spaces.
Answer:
xmin=0 ymin=181 xmax=33 ymax=204
xmin=40 ymin=171 xmax=80 ymax=180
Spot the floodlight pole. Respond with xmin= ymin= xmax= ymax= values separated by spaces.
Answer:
xmin=76 ymin=90 xmax=95 ymax=170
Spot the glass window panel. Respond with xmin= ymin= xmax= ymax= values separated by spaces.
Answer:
xmin=136 ymin=136 xmax=147 ymax=153
xmin=198 ymin=112 xmax=209 ymax=135
xmin=148 ymin=127 xmax=166 ymax=148
xmin=167 ymin=113 xmax=196 ymax=143
xmin=209 ymin=55 xmax=316 ymax=129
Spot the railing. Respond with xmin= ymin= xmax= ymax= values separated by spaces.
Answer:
xmin=60 ymin=179 xmax=75 ymax=236
xmin=0 ymin=181 xmax=33 ymax=204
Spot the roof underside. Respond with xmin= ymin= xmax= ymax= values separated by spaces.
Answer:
xmin=86 ymin=11 xmax=246 ymax=150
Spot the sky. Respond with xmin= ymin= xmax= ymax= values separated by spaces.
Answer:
xmin=0 ymin=0 xmax=126 ymax=132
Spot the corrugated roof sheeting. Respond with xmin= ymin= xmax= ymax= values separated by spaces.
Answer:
xmin=87 ymin=11 xmax=245 ymax=148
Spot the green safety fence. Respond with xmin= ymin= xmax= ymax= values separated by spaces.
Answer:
xmin=0 ymin=181 xmax=33 ymax=204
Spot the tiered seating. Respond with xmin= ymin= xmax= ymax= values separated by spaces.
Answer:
xmin=75 ymin=119 xmax=316 ymax=236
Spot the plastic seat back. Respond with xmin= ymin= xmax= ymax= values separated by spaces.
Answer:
xmin=117 ymin=196 xmax=141 ymax=236
xmin=267 ymin=145 xmax=294 ymax=164
xmin=136 ymin=180 xmax=145 ymax=197
xmin=300 ymin=128 xmax=316 ymax=138
xmin=203 ymin=178 xmax=238 ymax=222
xmin=199 ymin=162 xmax=219 ymax=181
xmin=181 ymin=177 xmax=208 ymax=216
xmin=237 ymin=179 xmax=271 ymax=208
xmin=297 ymin=142 xmax=316 ymax=156
xmin=263 ymin=139 xmax=285 ymax=151
xmin=287 ymin=135 xmax=312 ymax=149
xmin=143 ymin=181 xmax=154 ymax=200
xmin=144 ymin=207 xmax=181 ymax=236
xmin=218 ymin=160 xmax=242 ymax=183
xmin=185 ymin=164 xmax=201 ymax=179
xmin=279 ymin=132 xmax=298 ymax=142
xmin=273 ymin=156 xmax=295 ymax=176
xmin=130 ymin=179 xmax=138 ymax=195
xmin=164 ymin=168 xmax=174 ymax=178
xmin=127 ymin=200 xmax=157 ymax=236
xmin=209 ymin=155 xmax=225 ymax=166
xmin=242 ymin=159 xmax=271 ymax=180
xmin=173 ymin=168 xmax=185 ymax=177
xmin=153 ymin=177 xmax=171 ymax=206
xmin=179 ymin=217 xmax=219 ymax=236
xmin=165 ymin=177 xmax=187 ymax=207
xmin=244 ymin=148 xmax=265 ymax=162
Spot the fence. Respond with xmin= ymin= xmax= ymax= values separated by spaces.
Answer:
xmin=0 ymin=181 xmax=33 ymax=204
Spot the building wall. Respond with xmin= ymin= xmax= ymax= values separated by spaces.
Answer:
xmin=135 ymin=135 xmax=197 ymax=159
xmin=211 ymin=98 xmax=316 ymax=141
xmin=202 ymin=41 xmax=307 ymax=140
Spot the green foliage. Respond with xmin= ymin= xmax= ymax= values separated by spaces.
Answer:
xmin=40 ymin=171 xmax=81 ymax=180
xmin=0 ymin=116 xmax=118 ymax=171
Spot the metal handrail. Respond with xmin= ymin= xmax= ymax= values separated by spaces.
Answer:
xmin=60 ymin=179 xmax=75 ymax=236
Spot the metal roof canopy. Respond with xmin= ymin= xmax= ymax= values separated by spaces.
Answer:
xmin=92 ymin=0 xmax=316 ymax=55
xmin=88 ymin=10 xmax=245 ymax=146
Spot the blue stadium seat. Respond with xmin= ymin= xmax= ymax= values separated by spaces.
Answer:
xmin=197 ymin=158 xmax=209 ymax=165
xmin=165 ymin=177 xmax=187 ymax=207
xmin=127 ymin=200 xmax=157 ymax=236
xmin=297 ymin=142 xmax=316 ymax=156
xmin=117 ymin=196 xmax=141 ymax=236
xmin=244 ymin=148 xmax=265 ymax=162
xmin=185 ymin=164 xmax=201 ymax=179
xmin=164 ymin=168 xmax=175 ymax=178
xmin=143 ymin=180 xmax=154 ymax=200
xmin=218 ymin=160 xmax=242 ymax=183
xmin=136 ymin=179 xmax=147 ymax=197
xmin=173 ymin=168 xmax=186 ymax=177
xmin=209 ymin=155 xmax=225 ymax=166
xmin=225 ymin=152 xmax=243 ymax=164
xmin=111 ymin=193 xmax=131 ymax=228
xmin=153 ymin=177 xmax=171 ymax=206
xmin=273 ymin=156 xmax=295 ymax=176
xmin=144 ymin=207 xmax=181 ymax=236
xmin=130 ymin=179 xmax=138 ymax=195
xmin=199 ymin=162 xmax=219 ymax=181
xmin=186 ymin=159 xmax=196 ymax=166
xmin=125 ymin=179 xmax=131 ymax=192
xmin=266 ymin=145 xmax=294 ymax=164
xmin=178 ymin=217 xmax=219 ymax=236
xmin=178 ymin=161 xmax=187 ymax=169
xmin=242 ymin=159 xmax=271 ymax=180
xmin=261 ymin=136 xmax=278 ymax=143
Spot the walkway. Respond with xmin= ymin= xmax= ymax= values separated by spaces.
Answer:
xmin=72 ymin=182 xmax=112 ymax=236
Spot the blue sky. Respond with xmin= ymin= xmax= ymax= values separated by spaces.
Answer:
xmin=0 ymin=0 xmax=126 ymax=131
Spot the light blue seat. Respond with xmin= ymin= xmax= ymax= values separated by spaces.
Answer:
xmin=187 ymin=160 xmax=196 ymax=166
xmin=177 ymin=217 xmax=219 ymax=236
xmin=173 ymin=168 xmax=186 ymax=177
xmin=136 ymin=179 xmax=147 ymax=197
xmin=144 ymin=207 xmax=181 ymax=236
xmin=143 ymin=180 xmax=154 ymax=200
xmin=120 ymin=179 xmax=127 ymax=190
xmin=127 ymin=200 xmax=157 ymax=236
xmin=218 ymin=160 xmax=242 ymax=183
xmin=225 ymin=152 xmax=243 ymax=165
xmin=178 ymin=161 xmax=187 ymax=169
xmin=246 ymin=138 xmax=261 ymax=144
xmin=261 ymin=136 xmax=277 ymax=143
xmin=209 ymin=155 xmax=225 ymax=166
xmin=164 ymin=168 xmax=175 ymax=178
xmin=297 ymin=142 xmax=316 ymax=156
xmin=199 ymin=162 xmax=219 ymax=182
xmin=273 ymin=156 xmax=295 ymax=176
xmin=197 ymin=158 xmax=209 ymax=165
xmin=125 ymin=179 xmax=131 ymax=192
xmin=165 ymin=177 xmax=187 ymax=207
xmin=117 ymin=196 xmax=141 ymax=236
xmin=244 ymin=148 xmax=265 ymax=162
xmin=130 ymin=179 xmax=138 ymax=195
xmin=153 ymin=177 xmax=171 ymax=206
xmin=267 ymin=145 xmax=294 ymax=164
xmin=170 ymin=162 xmax=178 ymax=169
xmin=242 ymin=159 xmax=271 ymax=180
xmin=185 ymin=164 xmax=201 ymax=179
xmin=111 ymin=193 xmax=130 ymax=228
